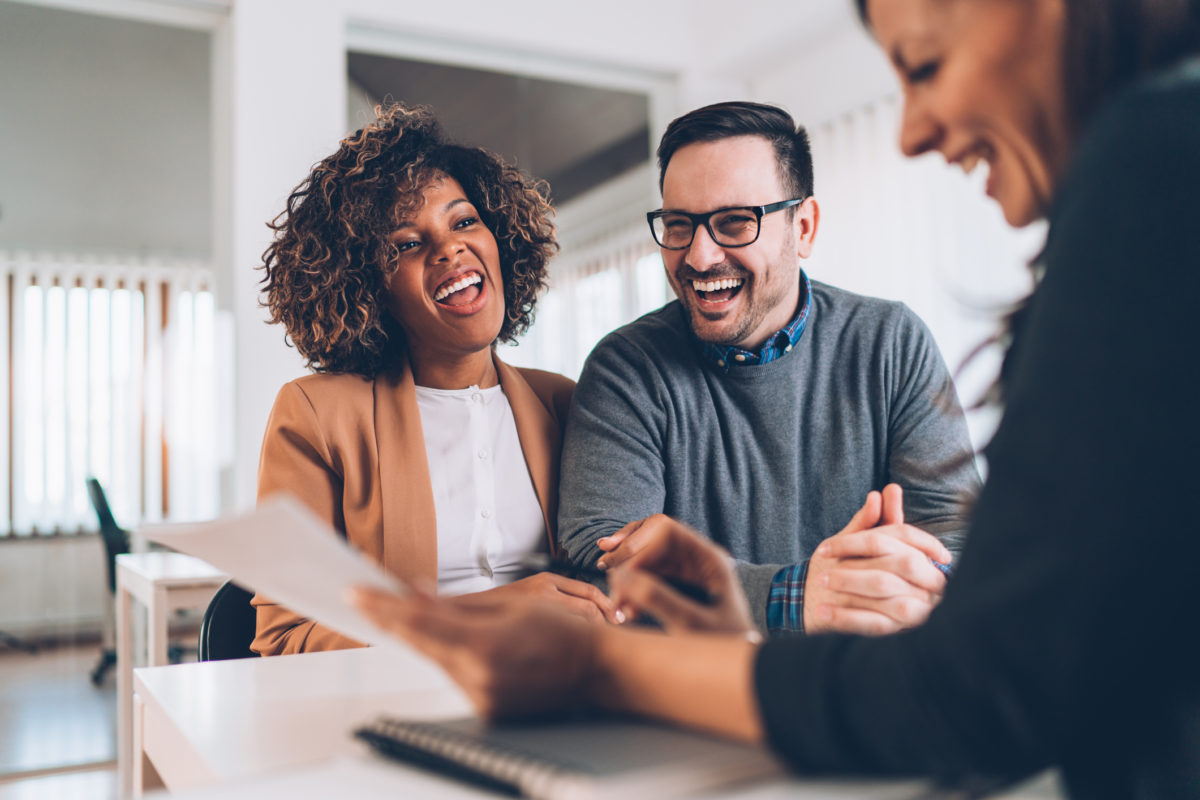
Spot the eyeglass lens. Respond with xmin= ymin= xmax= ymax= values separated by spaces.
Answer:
xmin=652 ymin=208 xmax=761 ymax=249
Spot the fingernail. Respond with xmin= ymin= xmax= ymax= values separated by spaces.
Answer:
xmin=597 ymin=560 xmax=608 ymax=571
xmin=816 ymin=543 xmax=829 ymax=556
xmin=819 ymin=604 xmax=833 ymax=621
xmin=822 ymin=573 xmax=829 ymax=587
xmin=615 ymin=608 xmax=627 ymax=624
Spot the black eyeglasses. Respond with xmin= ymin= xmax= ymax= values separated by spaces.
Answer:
xmin=646 ymin=198 xmax=804 ymax=250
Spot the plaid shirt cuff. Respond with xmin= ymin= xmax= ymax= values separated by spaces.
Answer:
xmin=765 ymin=561 xmax=809 ymax=635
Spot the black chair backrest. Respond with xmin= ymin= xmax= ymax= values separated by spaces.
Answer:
xmin=86 ymin=477 xmax=130 ymax=593
xmin=198 ymin=581 xmax=259 ymax=661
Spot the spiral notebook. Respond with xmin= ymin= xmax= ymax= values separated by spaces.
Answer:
xmin=355 ymin=714 xmax=784 ymax=799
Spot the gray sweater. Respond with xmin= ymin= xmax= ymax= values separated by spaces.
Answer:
xmin=557 ymin=280 xmax=981 ymax=627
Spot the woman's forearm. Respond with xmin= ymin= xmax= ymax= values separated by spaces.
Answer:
xmin=588 ymin=625 xmax=765 ymax=743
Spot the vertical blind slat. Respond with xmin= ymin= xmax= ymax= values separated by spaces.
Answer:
xmin=0 ymin=259 xmax=9 ymax=535
xmin=11 ymin=264 xmax=30 ymax=536
xmin=143 ymin=275 xmax=163 ymax=524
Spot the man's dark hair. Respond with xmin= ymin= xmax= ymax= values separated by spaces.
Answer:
xmin=656 ymin=101 xmax=814 ymax=201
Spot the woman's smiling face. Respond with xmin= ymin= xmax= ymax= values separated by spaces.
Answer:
xmin=384 ymin=174 xmax=505 ymax=363
xmin=867 ymin=0 xmax=1072 ymax=226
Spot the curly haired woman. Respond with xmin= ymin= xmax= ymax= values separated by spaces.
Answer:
xmin=253 ymin=104 xmax=617 ymax=655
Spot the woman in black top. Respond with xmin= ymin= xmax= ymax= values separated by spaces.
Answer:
xmin=353 ymin=1 xmax=1200 ymax=795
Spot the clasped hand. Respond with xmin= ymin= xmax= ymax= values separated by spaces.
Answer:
xmin=802 ymin=483 xmax=950 ymax=635
xmin=596 ymin=484 xmax=951 ymax=637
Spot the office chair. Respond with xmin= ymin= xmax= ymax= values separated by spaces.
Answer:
xmin=86 ymin=476 xmax=194 ymax=683
xmin=197 ymin=580 xmax=259 ymax=661
xmin=87 ymin=477 xmax=130 ymax=685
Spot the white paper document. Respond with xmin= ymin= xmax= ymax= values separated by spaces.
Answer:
xmin=143 ymin=493 xmax=410 ymax=648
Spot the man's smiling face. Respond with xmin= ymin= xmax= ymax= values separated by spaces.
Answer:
xmin=659 ymin=135 xmax=814 ymax=349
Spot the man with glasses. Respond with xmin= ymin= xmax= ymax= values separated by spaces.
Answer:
xmin=557 ymin=101 xmax=980 ymax=636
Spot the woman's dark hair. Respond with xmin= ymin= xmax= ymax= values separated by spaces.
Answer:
xmin=656 ymin=101 xmax=813 ymax=200
xmin=854 ymin=0 xmax=1200 ymax=134
xmin=259 ymin=103 xmax=557 ymax=378
xmin=1058 ymin=0 xmax=1200 ymax=130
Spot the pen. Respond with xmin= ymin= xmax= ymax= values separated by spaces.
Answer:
xmin=519 ymin=552 xmax=715 ymax=606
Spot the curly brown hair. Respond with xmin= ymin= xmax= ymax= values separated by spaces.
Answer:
xmin=259 ymin=103 xmax=557 ymax=377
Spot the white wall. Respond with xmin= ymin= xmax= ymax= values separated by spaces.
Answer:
xmin=211 ymin=0 xmax=345 ymax=510
xmin=0 ymin=1 xmax=211 ymax=256
xmin=342 ymin=0 xmax=694 ymax=75
xmin=0 ymin=537 xmax=105 ymax=636
xmin=750 ymin=13 xmax=897 ymax=127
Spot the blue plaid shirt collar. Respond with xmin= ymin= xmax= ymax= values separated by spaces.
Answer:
xmin=695 ymin=271 xmax=812 ymax=373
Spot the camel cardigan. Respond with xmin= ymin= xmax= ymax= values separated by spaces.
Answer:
xmin=251 ymin=352 xmax=574 ymax=656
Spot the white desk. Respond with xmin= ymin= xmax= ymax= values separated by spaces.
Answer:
xmin=131 ymin=646 xmax=1065 ymax=800
xmin=132 ymin=645 xmax=473 ymax=795
xmin=116 ymin=552 xmax=227 ymax=798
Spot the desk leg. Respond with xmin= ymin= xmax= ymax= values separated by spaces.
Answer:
xmin=131 ymin=692 xmax=164 ymax=797
xmin=116 ymin=581 xmax=133 ymax=798
xmin=148 ymin=585 xmax=169 ymax=667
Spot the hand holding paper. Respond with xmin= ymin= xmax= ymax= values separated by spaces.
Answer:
xmin=143 ymin=493 xmax=413 ymax=650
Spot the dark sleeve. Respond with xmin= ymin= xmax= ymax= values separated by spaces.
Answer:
xmin=556 ymin=333 xmax=668 ymax=567
xmin=884 ymin=306 xmax=981 ymax=555
xmin=754 ymin=76 xmax=1200 ymax=779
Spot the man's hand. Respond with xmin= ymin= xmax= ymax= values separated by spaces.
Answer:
xmin=598 ymin=514 xmax=756 ymax=635
xmin=804 ymin=484 xmax=951 ymax=635
xmin=464 ymin=573 xmax=622 ymax=624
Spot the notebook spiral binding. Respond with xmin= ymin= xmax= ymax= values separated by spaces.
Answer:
xmin=355 ymin=716 xmax=579 ymax=799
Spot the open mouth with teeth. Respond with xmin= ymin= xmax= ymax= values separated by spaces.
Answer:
xmin=692 ymin=277 xmax=745 ymax=304
xmin=957 ymin=142 xmax=995 ymax=177
xmin=433 ymin=271 xmax=483 ymax=307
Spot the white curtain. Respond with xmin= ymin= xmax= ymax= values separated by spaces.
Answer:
xmin=2 ymin=250 xmax=220 ymax=536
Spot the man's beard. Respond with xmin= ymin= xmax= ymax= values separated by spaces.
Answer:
xmin=673 ymin=254 xmax=797 ymax=348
